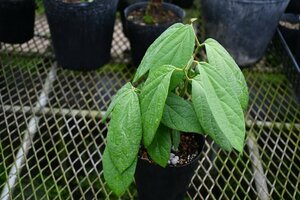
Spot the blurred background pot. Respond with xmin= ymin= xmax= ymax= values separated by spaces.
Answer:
xmin=285 ymin=0 xmax=300 ymax=13
xmin=201 ymin=0 xmax=290 ymax=67
xmin=118 ymin=0 xmax=147 ymax=36
xmin=0 ymin=0 xmax=35 ymax=44
xmin=279 ymin=13 xmax=300 ymax=64
xmin=44 ymin=0 xmax=118 ymax=70
xmin=124 ymin=2 xmax=184 ymax=67
xmin=172 ymin=0 xmax=193 ymax=9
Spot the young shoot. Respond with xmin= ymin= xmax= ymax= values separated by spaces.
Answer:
xmin=102 ymin=22 xmax=249 ymax=196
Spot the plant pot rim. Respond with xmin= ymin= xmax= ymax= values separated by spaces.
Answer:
xmin=139 ymin=134 xmax=205 ymax=169
xmin=124 ymin=2 xmax=185 ymax=27
xmin=281 ymin=13 xmax=300 ymax=23
xmin=0 ymin=0 xmax=35 ymax=6
xmin=46 ymin=0 xmax=101 ymax=8
xmin=229 ymin=0 xmax=288 ymax=4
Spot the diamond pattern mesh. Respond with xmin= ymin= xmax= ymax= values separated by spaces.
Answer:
xmin=0 ymin=1 xmax=300 ymax=200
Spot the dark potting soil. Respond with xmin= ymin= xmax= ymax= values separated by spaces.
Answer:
xmin=139 ymin=134 xmax=200 ymax=167
xmin=126 ymin=6 xmax=180 ymax=25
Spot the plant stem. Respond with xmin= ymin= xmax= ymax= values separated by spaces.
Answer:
xmin=195 ymin=36 xmax=202 ymax=48
xmin=171 ymin=130 xmax=180 ymax=151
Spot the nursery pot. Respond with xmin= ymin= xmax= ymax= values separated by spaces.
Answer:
xmin=172 ymin=0 xmax=194 ymax=9
xmin=135 ymin=135 xmax=205 ymax=200
xmin=286 ymin=0 xmax=300 ymax=14
xmin=44 ymin=0 xmax=118 ymax=70
xmin=124 ymin=2 xmax=184 ymax=67
xmin=0 ymin=0 xmax=35 ymax=44
xmin=201 ymin=0 xmax=290 ymax=66
xmin=118 ymin=0 xmax=146 ymax=36
xmin=279 ymin=13 xmax=300 ymax=55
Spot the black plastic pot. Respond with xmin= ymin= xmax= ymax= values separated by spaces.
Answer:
xmin=277 ymin=29 xmax=300 ymax=102
xmin=286 ymin=0 xmax=300 ymax=14
xmin=279 ymin=13 xmax=300 ymax=55
xmin=0 ymin=0 xmax=35 ymax=44
xmin=201 ymin=0 xmax=290 ymax=66
xmin=172 ymin=0 xmax=193 ymax=9
xmin=118 ymin=0 xmax=146 ymax=38
xmin=44 ymin=0 xmax=118 ymax=70
xmin=135 ymin=135 xmax=205 ymax=200
xmin=124 ymin=2 xmax=184 ymax=67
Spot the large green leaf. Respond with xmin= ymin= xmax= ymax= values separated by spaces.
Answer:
xmin=103 ymin=149 xmax=137 ymax=196
xmin=162 ymin=93 xmax=204 ymax=133
xmin=192 ymin=62 xmax=245 ymax=152
xmin=140 ymin=65 xmax=176 ymax=147
xmin=106 ymin=88 xmax=142 ymax=173
xmin=102 ymin=83 xmax=132 ymax=122
xmin=147 ymin=124 xmax=171 ymax=167
xmin=204 ymin=38 xmax=249 ymax=110
xmin=133 ymin=23 xmax=195 ymax=83
xmin=169 ymin=70 xmax=185 ymax=91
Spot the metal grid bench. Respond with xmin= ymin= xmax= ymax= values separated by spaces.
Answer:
xmin=0 ymin=3 xmax=299 ymax=200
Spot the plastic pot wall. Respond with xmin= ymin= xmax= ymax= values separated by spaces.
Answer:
xmin=279 ymin=14 xmax=300 ymax=55
xmin=44 ymin=0 xmax=118 ymax=70
xmin=124 ymin=2 xmax=184 ymax=67
xmin=172 ymin=0 xmax=194 ymax=9
xmin=135 ymin=135 xmax=205 ymax=200
xmin=286 ymin=0 xmax=300 ymax=13
xmin=201 ymin=0 xmax=290 ymax=66
xmin=0 ymin=0 xmax=35 ymax=44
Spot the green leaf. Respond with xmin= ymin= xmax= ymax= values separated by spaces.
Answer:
xmin=171 ymin=129 xmax=181 ymax=151
xmin=133 ymin=23 xmax=195 ymax=83
xmin=103 ymin=149 xmax=137 ymax=196
xmin=204 ymin=38 xmax=249 ymax=110
xmin=162 ymin=93 xmax=204 ymax=133
xmin=147 ymin=124 xmax=172 ymax=167
xmin=106 ymin=88 xmax=142 ymax=173
xmin=102 ymin=83 xmax=132 ymax=122
xmin=192 ymin=62 xmax=246 ymax=152
xmin=140 ymin=65 xmax=176 ymax=147
xmin=169 ymin=70 xmax=185 ymax=91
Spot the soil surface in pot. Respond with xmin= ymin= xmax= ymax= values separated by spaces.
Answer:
xmin=139 ymin=134 xmax=200 ymax=167
xmin=127 ymin=6 xmax=180 ymax=25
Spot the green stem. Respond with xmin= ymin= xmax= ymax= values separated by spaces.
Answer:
xmin=195 ymin=36 xmax=202 ymax=48
xmin=171 ymin=130 xmax=181 ymax=151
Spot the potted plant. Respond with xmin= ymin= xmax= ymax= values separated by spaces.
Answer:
xmin=102 ymin=21 xmax=249 ymax=199
xmin=43 ymin=0 xmax=118 ymax=70
xmin=124 ymin=0 xmax=185 ymax=66
xmin=0 ymin=0 xmax=35 ymax=44
xmin=201 ymin=0 xmax=290 ymax=66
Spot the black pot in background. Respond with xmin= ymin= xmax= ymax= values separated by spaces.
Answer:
xmin=0 ymin=0 xmax=35 ymax=44
xmin=124 ymin=2 xmax=184 ymax=67
xmin=172 ymin=0 xmax=193 ymax=9
xmin=201 ymin=0 xmax=290 ymax=67
xmin=286 ymin=0 xmax=300 ymax=14
xmin=135 ymin=135 xmax=205 ymax=200
xmin=44 ymin=0 xmax=118 ymax=70
xmin=118 ymin=0 xmax=146 ymax=37
xmin=279 ymin=13 xmax=300 ymax=64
